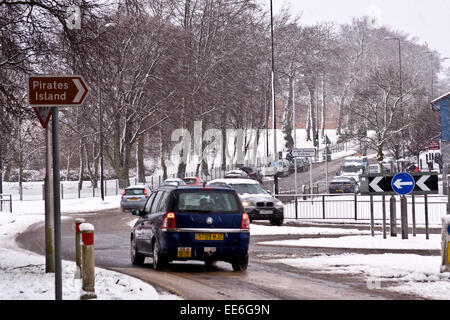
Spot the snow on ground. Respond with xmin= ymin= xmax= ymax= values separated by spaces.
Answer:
xmin=259 ymin=233 xmax=442 ymax=250
xmin=258 ymin=232 xmax=450 ymax=299
xmin=0 ymin=195 xmax=180 ymax=300
xmin=249 ymin=223 xmax=371 ymax=236
xmin=274 ymin=253 xmax=450 ymax=300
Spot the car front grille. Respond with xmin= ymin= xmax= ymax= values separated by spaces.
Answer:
xmin=256 ymin=202 xmax=274 ymax=207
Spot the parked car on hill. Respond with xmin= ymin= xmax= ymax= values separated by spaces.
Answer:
xmin=163 ymin=178 xmax=187 ymax=187
xmin=182 ymin=177 xmax=205 ymax=186
xmin=120 ymin=185 xmax=152 ymax=212
xmin=239 ymin=166 xmax=263 ymax=183
xmin=328 ymin=176 xmax=359 ymax=194
xmin=224 ymin=170 xmax=250 ymax=179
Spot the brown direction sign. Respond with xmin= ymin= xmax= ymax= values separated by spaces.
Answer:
xmin=28 ymin=75 xmax=89 ymax=106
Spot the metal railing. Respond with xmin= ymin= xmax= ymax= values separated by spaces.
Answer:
xmin=277 ymin=193 xmax=447 ymax=225
xmin=0 ymin=194 xmax=12 ymax=213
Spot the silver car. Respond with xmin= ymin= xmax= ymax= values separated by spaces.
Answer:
xmin=120 ymin=185 xmax=152 ymax=212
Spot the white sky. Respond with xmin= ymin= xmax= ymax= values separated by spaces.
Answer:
xmin=262 ymin=0 xmax=450 ymax=68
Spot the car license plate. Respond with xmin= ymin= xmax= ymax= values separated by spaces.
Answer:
xmin=195 ymin=233 xmax=224 ymax=241
xmin=336 ymin=189 xmax=343 ymax=192
xmin=128 ymin=197 xmax=140 ymax=201
xmin=177 ymin=247 xmax=191 ymax=258
xmin=260 ymin=210 xmax=273 ymax=214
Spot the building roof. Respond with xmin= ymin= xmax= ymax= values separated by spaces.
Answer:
xmin=431 ymin=92 xmax=450 ymax=105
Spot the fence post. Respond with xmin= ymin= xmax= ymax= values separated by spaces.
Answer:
xmin=412 ymin=194 xmax=416 ymax=237
xmin=354 ymin=194 xmax=358 ymax=221
xmin=370 ymin=195 xmax=374 ymax=237
xmin=9 ymin=194 xmax=12 ymax=213
xmin=74 ymin=218 xmax=85 ymax=279
xmin=61 ymin=183 xmax=64 ymax=200
xmin=400 ymin=195 xmax=408 ymax=239
xmin=80 ymin=223 xmax=97 ymax=300
xmin=116 ymin=179 xmax=118 ymax=195
xmin=295 ymin=195 xmax=298 ymax=220
xmin=322 ymin=195 xmax=326 ymax=219
xmin=425 ymin=194 xmax=429 ymax=240
xmin=382 ymin=195 xmax=386 ymax=239
xmin=42 ymin=184 xmax=45 ymax=200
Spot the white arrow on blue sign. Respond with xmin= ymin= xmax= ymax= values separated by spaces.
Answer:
xmin=391 ymin=172 xmax=415 ymax=195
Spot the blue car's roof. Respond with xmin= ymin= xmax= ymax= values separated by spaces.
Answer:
xmin=175 ymin=186 xmax=234 ymax=192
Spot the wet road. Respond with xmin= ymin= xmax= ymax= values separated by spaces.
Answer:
xmin=17 ymin=207 xmax=420 ymax=300
xmin=15 ymin=153 xmax=426 ymax=300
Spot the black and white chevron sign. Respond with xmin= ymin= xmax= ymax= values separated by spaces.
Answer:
xmin=361 ymin=173 xmax=438 ymax=195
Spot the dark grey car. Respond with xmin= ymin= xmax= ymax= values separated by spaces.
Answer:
xmin=120 ymin=185 xmax=152 ymax=212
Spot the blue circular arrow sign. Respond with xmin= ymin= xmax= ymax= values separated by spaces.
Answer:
xmin=391 ymin=172 xmax=415 ymax=195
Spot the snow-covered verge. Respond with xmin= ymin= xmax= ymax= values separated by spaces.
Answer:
xmin=259 ymin=234 xmax=450 ymax=299
xmin=0 ymin=196 xmax=179 ymax=300
xmin=274 ymin=253 xmax=450 ymax=300
xmin=259 ymin=233 xmax=442 ymax=250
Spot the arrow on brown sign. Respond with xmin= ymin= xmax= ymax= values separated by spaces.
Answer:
xmin=28 ymin=75 xmax=89 ymax=106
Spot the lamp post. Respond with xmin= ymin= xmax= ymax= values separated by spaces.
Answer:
xmin=97 ymin=22 xmax=116 ymax=201
xmin=424 ymin=51 xmax=435 ymax=99
xmin=270 ymin=0 xmax=277 ymax=163
xmin=384 ymin=36 xmax=404 ymax=167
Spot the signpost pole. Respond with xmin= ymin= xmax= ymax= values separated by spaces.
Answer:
xmin=51 ymin=107 xmax=62 ymax=300
xmin=45 ymin=122 xmax=54 ymax=273
xmin=400 ymin=195 xmax=408 ymax=239
xmin=382 ymin=195 xmax=386 ymax=239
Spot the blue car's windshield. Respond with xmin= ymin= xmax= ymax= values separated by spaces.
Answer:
xmin=173 ymin=190 xmax=240 ymax=213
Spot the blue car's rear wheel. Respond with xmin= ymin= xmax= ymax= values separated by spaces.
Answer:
xmin=152 ymin=239 xmax=168 ymax=270
xmin=232 ymin=255 xmax=248 ymax=271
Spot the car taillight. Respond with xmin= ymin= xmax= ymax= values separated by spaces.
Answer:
xmin=162 ymin=212 xmax=177 ymax=231
xmin=241 ymin=213 xmax=250 ymax=231
xmin=144 ymin=189 xmax=148 ymax=198
xmin=121 ymin=189 xmax=126 ymax=199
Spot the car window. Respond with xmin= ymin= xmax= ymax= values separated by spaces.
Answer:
xmin=172 ymin=190 xmax=240 ymax=214
xmin=229 ymin=183 xmax=267 ymax=195
xmin=144 ymin=192 xmax=157 ymax=212
xmin=183 ymin=178 xmax=197 ymax=184
xmin=157 ymin=191 xmax=169 ymax=212
xmin=150 ymin=191 xmax=164 ymax=214
xmin=124 ymin=188 xmax=145 ymax=195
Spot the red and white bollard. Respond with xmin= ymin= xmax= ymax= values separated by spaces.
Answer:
xmin=441 ymin=216 xmax=450 ymax=273
xmin=80 ymin=223 xmax=97 ymax=299
xmin=74 ymin=218 xmax=85 ymax=279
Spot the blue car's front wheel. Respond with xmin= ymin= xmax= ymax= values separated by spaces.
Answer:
xmin=152 ymin=239 xmax=168 ymax=270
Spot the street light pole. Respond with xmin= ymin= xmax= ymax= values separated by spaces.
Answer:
xmin=97 ymin=23 xmax=116 ymax=201
xmin=98 ymin=61 xmax=104 ymax=201
xmin=270 ymin=0 xmax=277 ymax=163
xmin=385 ymin=37 xmax=404 ymax=167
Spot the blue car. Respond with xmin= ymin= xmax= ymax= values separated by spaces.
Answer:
xmin=130 ymin=185 xmax=250 ymax=271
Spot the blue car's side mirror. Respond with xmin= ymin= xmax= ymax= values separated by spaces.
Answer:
xmin=131 ymin=209 xmax=143 ymax=216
